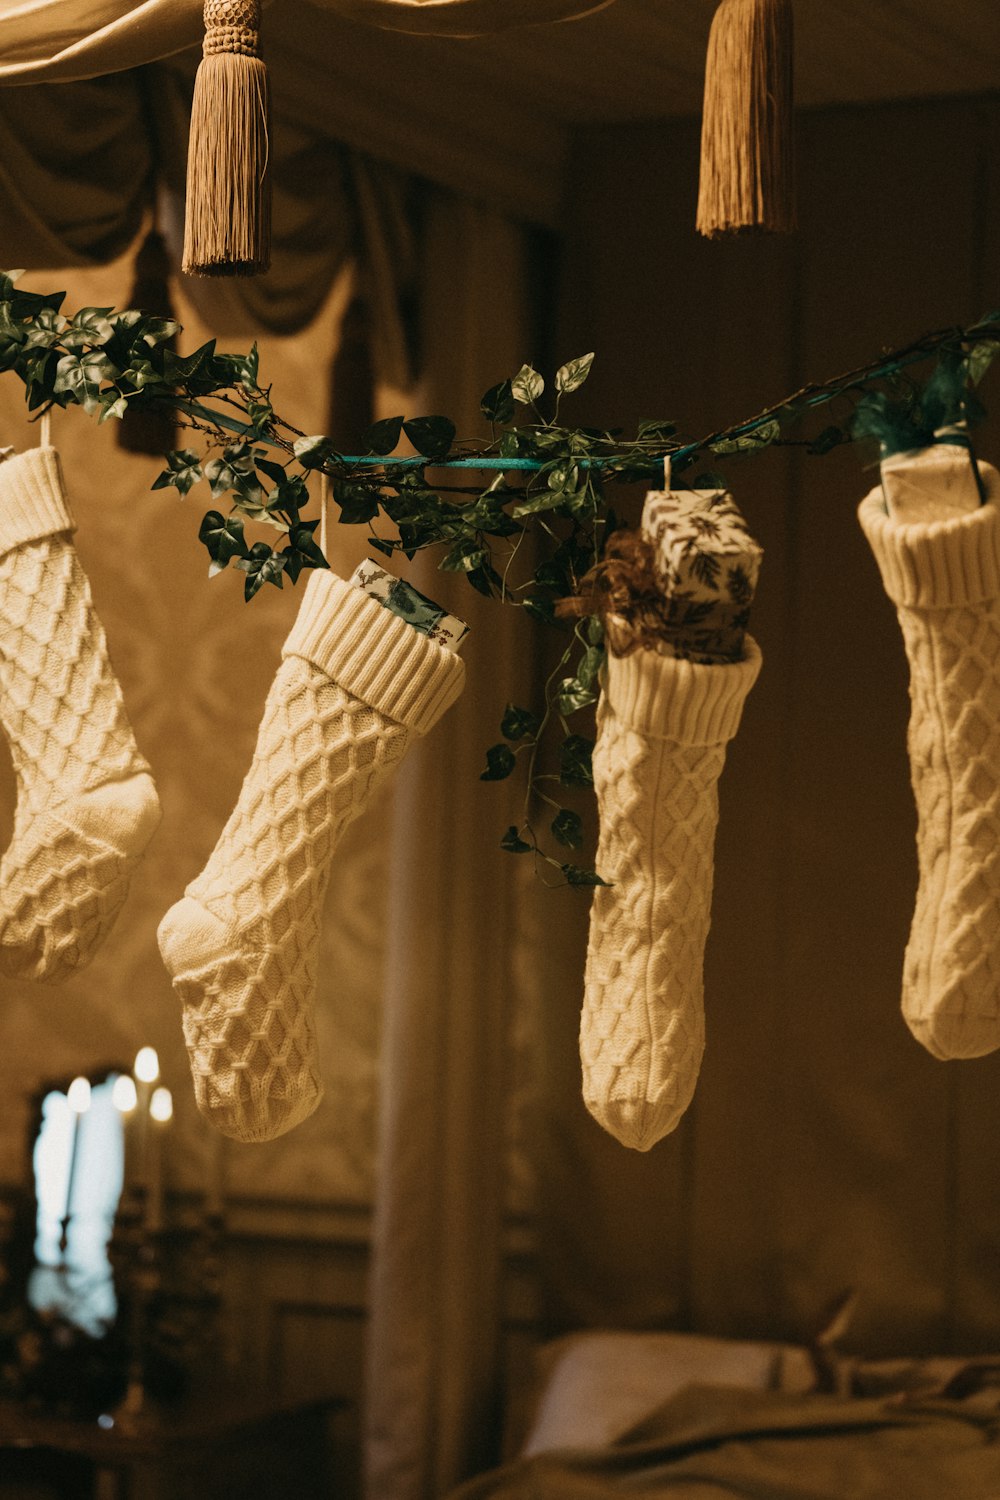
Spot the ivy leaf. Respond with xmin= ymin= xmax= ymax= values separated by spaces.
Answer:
xmin=246 ymin=398 xmax=273 ymax=437
xmin=198 ymin=510 xmax=249 ymax=575
xmin=365 ymin=415 xmax=404 ymax=455
xmin=266 ymin=473 xmax=309 ymax=518
xmin=61 ymin=306 xmax=115 ymax=348
xmin=500 ymin=825 xmax=533 ymax=854
xmin=204 ymin=454 xmax=263 ymax=505
xmin=97 ymin=392 xmax=129 ymax=424
xmin=498 ymin=429 xmax=520 ymax=459
xmin=466 ymin=560 xmax=504 ymax=598
xmin=712 ymin=419 xmax=781 ymax=456
xmin=151 ymin=449 xmax=203 ymax=496
xmin=122 ymin=357 xmax=160 ymax=390
xmin=500 ymin=703 xmax=541 ymax=741
xmin=403 ymin=415 xmax=456 ymax=461
xmin=286 ymin=519 xmax=328 ymax=569
xmin=637 ymin=418 xmax=678 ymax=441
xmin=522 ymin=593 xmax=556 ymax=625
xmin=576 ymin=645 xmax=604 ymax=690
xmin=256 ymin=454 xmax=288 ymax=486
xmin=481 ymin=380 xmax=515 ymax=424
xmin=512 ymin=364 xmax=544 ymax=405
xmin=21 ymin=307 xmax=65 ymax=349
xmin=234 ymin=541 xmax=287 ymax=600
xmin=559 ymin=734 xmax=594 ymax=787
xmin=967 ymin=338 xmax=1000 ymax=388
xmin=162 ymin=341 xmax=216 ymax=383
xmin=280 ymin=521 xmax=328 ymax=584
xmin=551 ymin=808 xmax=583 ymax=849
xmin=511 ymin=489 xmax=570 ymax=519
xmin=480 ymin=743 xmax=517 ymax=781
xmin=293 ymin=433 xmax=337 ymax=469
xmin=52 ymin=351 xmax=114 ymax=412
xmin=440 ymin=540 xmax=488 ymax=573
xmin=809 ymin=425 xmax=847 ymax=457
xmin=556 ymin=676 xmax=598 ymax=715
xmin=239 ymin=342 xmax=260 ymax=391
xmin=561 ymin=864 xmax=611 ymax=887
xmin=138 ymin=316 xmax=181 ymax=348
xmin=334 ymin=480 xmax=381 ymax=525
xmin=0 ymin=302 xmax=25 ymax=351
xmin=554 ymin=353 xmax=594 ymax=395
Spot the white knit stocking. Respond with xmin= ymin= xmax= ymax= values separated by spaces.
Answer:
xmin=157 ymin=569 xmax=465 ymax=1143
xmin=580 ymin=642 xmax=761 ymax=1150
xmin=0 ymin=448 xmax=160 ymax=983
xmin=859 ymin=452 xmax=1000 ymax=1059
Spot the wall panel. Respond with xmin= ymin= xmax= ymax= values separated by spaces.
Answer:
xmin=555 ymin=92 xmax=1000 ymax=1357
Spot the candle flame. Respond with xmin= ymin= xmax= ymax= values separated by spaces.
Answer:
xmin=150 ymin=1086 xmax=173 ymax=1124
xmin=112 ymin=1074 xmax=138 ymax=1113
xmin=134 ymin=1046 xmax=160 ymax=1083
xmin=67 ymin=1076 xmax=91 ymax=1114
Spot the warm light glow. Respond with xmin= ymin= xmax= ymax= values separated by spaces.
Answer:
xmin=149 ymin=1087 xmax=173 ymax=1124
xmin=134 ymin=1047 xmax=159 ymax=1084
xmin=67 ymin=1077 xmax=92 ymax=1115
xmin=112 ymin=1075 xmax=138 ymax=1114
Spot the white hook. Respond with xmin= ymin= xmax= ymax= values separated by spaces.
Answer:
xmin=662 ymin=454 xmax=672 ymax=492
xmin=40 ymin=410 xmax=51 ymax=449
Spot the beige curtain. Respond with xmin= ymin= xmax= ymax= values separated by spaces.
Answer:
xmin=363 ymin=193 xmax=542 ymax=1500
xmin=0 ymin=0 xmax=615 ymax=83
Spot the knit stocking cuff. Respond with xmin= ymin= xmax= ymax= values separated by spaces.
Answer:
xmin=603 ymin=636 xmax=762 ymax=744
xmin=284 ymin=569 xmax=465 ymax=735
xmin=0 ymin=448 xmax=76 ymax=559
xmin=858 ymin=461 xmax=1000 ymax=609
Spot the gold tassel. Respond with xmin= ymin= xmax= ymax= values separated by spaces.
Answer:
xmin=182 ymin=0 xmax=271 ymax=277
xmin=119 ymin=225 xmax=179 ymax=456
xmin=696 ymin=0 xmax=795 ymax=239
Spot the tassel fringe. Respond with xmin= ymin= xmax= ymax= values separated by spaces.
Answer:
xmin=696 ymin=0 xmax=795 ymax=239
xmin=182 ymin=0 xmax=271 ymax=277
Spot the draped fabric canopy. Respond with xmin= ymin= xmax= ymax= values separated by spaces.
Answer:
xmin=0 ymin=0 xmax=590 ymax=360
xmin=0 ymin=0 xmax=616 ymax=83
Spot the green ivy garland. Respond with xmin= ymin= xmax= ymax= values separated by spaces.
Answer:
xmin=1 ymin=270 xmax=997 ymax=882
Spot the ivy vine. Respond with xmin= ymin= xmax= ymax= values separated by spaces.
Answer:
xmin=1 ymin=269 xmax=997 ymax=883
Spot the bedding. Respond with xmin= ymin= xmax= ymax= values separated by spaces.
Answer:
xmin=452 ymin=1382 xmax=1000 ymax=1499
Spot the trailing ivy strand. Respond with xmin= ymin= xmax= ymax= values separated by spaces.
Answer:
xmin=1 ymin=269 xmax=997 ymax=880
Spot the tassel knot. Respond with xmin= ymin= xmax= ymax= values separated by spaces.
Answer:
xmin=182 ymin=0 xmax=271 ymax=277
xmin=203 ymin=0 xmax=260 ymax=55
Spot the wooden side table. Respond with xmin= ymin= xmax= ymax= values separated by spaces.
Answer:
xmin=0 ymin=1392 xmax=344 ymax=1500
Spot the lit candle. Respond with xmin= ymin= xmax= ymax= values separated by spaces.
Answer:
xmin=62 ymin=1076 xmax=92 ymax=1261
xmin=147 ymin=1086 xmax=172 ymax=1234
xmin=133 ymin=1046 xmax=159 ymax=1199
xmin=113 ymin=1072 xmax=138 ymax=1198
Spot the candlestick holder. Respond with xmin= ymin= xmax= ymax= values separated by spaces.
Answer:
xmin=106 ymin=1182 xmax=228 ymax=1429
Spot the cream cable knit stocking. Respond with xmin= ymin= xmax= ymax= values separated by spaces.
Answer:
xmin=580 ymin=641 xmax=762 ymax=1150
xmin=0 ymin=447 xmax=160 ymax=982
xmin=859 ymin=451 xmax=1000 ymax=1059
xmin=157 ymin=569 xmax=465 ymax=1143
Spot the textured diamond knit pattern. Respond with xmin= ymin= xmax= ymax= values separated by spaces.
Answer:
xmin=158 ymin=655 xmax=409 ymax=1143
xmin=897 ymin=600 xmax=1000 ymax=1058
xmin=580 ymin=694 xmax=726 ymax=1151
xmin=0 ymin=538 xmax=159 ymax=982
